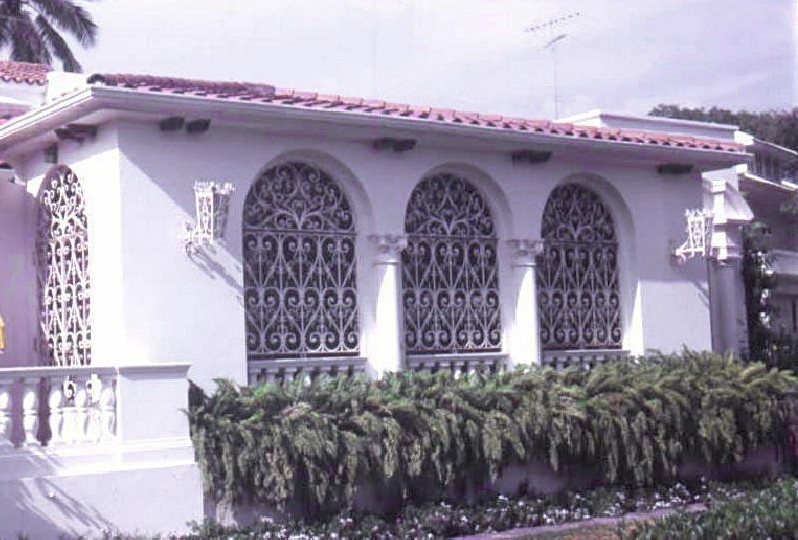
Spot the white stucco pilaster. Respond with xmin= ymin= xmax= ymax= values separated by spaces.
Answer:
xmin=368 ymin=234 xmax=407 ymax=376
xmin=507 ymin=239 xmax=544 ymax=367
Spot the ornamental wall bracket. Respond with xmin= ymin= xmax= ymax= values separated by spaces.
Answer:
xmin=369 ymin=234 xmax=408 ymax=265
xmin=372 ymin=138 xmax=417 ymax=152
xmin=510 ymin=150 xmax=552 ymax=165
xmin=507 ymin=239 xmax=545 ymax=267
xmin=184 ymin=181 xmax=235 ymax=255
xmin=671 ymin=209 xmax=714 ymax=265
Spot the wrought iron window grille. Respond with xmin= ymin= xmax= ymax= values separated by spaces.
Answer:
xmin=243 ymin=162 xmax=359 ymax=361
xmin=402 ymin=173 xmax=502 ymax=355
xmin=37 ymin=167 xmax=92 ymax=366
xmin=537 ymin=184 xmax=622 ymax=350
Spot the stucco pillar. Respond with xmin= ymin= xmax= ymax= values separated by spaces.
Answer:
xmin=710 ymin=258 xmax=749 ymax=355
xmin=707 ymin=178 xmax=753 ymax=356
xmin=368 ymin=235 xmax=408 ymax=377
xmin=507 ymin=239 xmax=544 ymax=367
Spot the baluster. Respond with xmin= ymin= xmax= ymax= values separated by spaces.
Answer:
xmin=99 ymin=375 xmax=116 ymax=441
xmin=85 ymin=374 xmax=102 ymax=442
xmin=61 ymin=378 xmax=76 ymax=444
xmin=73 ymin=379 xmax=89 ymax=443
xmin=0 ymin=377 xmax=13 ymax=450
xmin=47 ymin=376 xmax=65 ymax=446
xmin=21 ymin=376 xmax=41 ymax=446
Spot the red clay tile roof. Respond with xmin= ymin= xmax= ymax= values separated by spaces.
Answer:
xmin=0 ymin=61 xmax=50 ymax=85
xmin=87 ymin=72 xmax=744 ymax=153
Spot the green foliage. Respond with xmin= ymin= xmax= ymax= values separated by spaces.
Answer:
xmin=649 ymin=104 xmax=798 ymax=154
xmin=628 ymin=477 xmax=798 ymax=539
xmin=0 ymin=0 xmax=98 ymax=72
xmin=187 ymin=352 xmax=796 ymax=515
xmin=180 ymin=479 xmax=774 ymax=540
xmin=743 ymin=221 xmax=778 ymax=365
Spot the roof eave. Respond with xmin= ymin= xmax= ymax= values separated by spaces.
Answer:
xmin=0 ymin=86 xmax=749 ymax=168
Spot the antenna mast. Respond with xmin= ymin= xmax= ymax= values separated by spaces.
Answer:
xmin=523 ymin=12 xmax=581 ymax=118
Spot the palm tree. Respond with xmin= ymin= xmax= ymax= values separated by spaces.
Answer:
xmin=0 ymin=0 xmax=97 ymax=72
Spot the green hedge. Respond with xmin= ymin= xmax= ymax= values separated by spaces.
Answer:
xmin=187 ymin=352 xmax=796 ymax=515
xmin=629 ymin=478 xmax=798 ymax=539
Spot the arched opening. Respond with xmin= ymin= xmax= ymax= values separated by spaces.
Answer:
xmin=242 ymin=161 xmax=359 ymax=360
xmin=37 ymin=166 xmax=91 ymax=366
xmin=401 ymin=172 xmax=502 ymax=354
xmin=537 ymin=183 xmax=622 ymax=350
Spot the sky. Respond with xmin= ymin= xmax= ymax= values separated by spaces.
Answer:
xmin=72 ymin=0 xmax=797 ymax=121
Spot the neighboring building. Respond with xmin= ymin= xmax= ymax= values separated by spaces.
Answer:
xmin=735 ymin=137 xmax=798 ymax=339
xmin=0 ymin=62 xmax=749 ymax=537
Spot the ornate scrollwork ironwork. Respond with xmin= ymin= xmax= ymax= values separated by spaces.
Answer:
xmin=37 ymin=166 xmax=92 ymax=366
xmin=402 ymin=173 xmax=502 ymax=354
xmin=243 ymin=162 xmax=359 ymax=359
xmin=537 ymin=184 xmax=622 ymax=350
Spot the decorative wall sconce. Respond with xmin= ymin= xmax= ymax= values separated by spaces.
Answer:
xmin=184 ymin=181 xmax=235 ymax=254
xmin=672 ymin=209 xmax=713 ymax=264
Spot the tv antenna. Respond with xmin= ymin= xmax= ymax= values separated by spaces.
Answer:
xmin=523 ymin=11 xmax=582 ymax=118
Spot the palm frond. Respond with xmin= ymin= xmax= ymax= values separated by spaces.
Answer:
xmin=30 ymin=0 xmax=96 ymax=46
xmin=35 ymin=13 xmax=79 ymax=71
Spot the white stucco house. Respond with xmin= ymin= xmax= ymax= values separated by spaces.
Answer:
xmin=0 ymin=60 xmax=766 ymax=537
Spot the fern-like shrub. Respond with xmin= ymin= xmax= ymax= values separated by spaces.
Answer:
xmin=187 ymin=351 xmax=796 ymax=515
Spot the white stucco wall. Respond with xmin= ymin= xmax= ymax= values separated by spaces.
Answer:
xmin=9 ymin=117 xmax=715 ymax=386
xmin=0 ymin=178 xmax=36 ymax=367
xmin=101 ymin=119 xmax=712 ymax=387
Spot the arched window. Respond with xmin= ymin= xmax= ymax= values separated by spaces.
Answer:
xmin=537 ymin=184 xmax=622 ymax=350
xmin=402 ymin=173 xmax=501 ymax=354
xmin=242 ymin=162 xmax=359 ymax=360
xmin=37 ymin=166 xmax=91 ymax=366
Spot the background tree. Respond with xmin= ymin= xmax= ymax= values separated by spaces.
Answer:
xmin=0 ymin=0 xmax=97 ymax=72
xmin=650 ymin=104 xmax=798 ymax=153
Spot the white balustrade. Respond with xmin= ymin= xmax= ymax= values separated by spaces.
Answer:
xmin=0 ymin=366 xmax=117 ymax=448
xmin=248 ymin=357 xmax=367 ymax=386
xmin=406 ymin=353 xmax=508 ymax=376
xmin=542 ymin=349 xmax=630 ymax=370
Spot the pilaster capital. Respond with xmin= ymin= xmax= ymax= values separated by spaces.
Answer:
xmin=369 ymin=234 xmax=408 ymax=265
xmin=507 ymin=239 xmax=544 ymax=267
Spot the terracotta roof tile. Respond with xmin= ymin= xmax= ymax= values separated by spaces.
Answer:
xmin=0 ymin=61 xmax=50 ymax=85
xmin=84 ymin=71 xmax=746 ymax=154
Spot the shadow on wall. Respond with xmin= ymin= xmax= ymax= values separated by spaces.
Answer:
xmin=120 ymin=128 xmax=249 ymax=299
xmin=189 ymin=244 xmax=244 ymax=308
xmin=0 ymin=455 xmax=117 ymax=539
